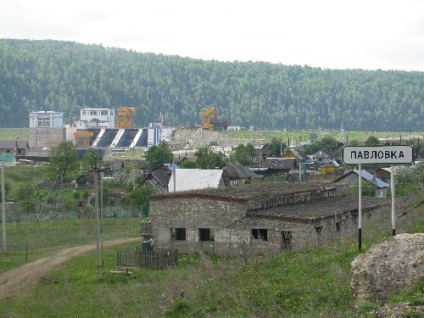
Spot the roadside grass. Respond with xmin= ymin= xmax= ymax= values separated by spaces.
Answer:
xmin=2 ymin=217 xmax=423 ymax=318
xmin=0 ymin=217 xmax=141 ymax=275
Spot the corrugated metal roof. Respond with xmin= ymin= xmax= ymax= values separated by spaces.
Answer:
xmin=0 ymin=140 xmax=29 ymax=149
xmin=221 ymin=162 xmax=259 ymax=179
xmin=353 ymin=169 xmax=389 ymax=188
xmin=265 ymin=157 xmax=295 ymax=170
xmin=168 ymin=169 xmax=223 ymax=192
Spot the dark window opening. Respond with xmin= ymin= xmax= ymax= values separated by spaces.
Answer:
xmin=176 ymin=228 xmax=186 ymax=241
xmin=199 ymin=228 xmax=214 ymax=241
xmin=282 ymin=231 xmax=292 ymax=250
xmin=252 ymin=229 xmax=268 ymax=241
xmin=336 ymin=222 xmax=341 ymax=232
xmin=315 ymin=226 xmax=323 ymax=235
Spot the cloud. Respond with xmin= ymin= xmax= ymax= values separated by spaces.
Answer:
xmin=1 ymin=0 xmax=424 ymax=71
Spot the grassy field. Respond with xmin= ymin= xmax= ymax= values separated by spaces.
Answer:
xmin=0 ymin=218 xmax=141 ymax=276
xmin=0 ymin=204 xmax=423 ymax=317
xmin=0 ymin=127 xmax=422 ymax=145
xmin=0 ymin=128 xmax=29 ymax=141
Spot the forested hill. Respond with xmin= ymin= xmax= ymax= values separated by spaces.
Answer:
xmin=0 ymin=38 xmax=423 ymax=131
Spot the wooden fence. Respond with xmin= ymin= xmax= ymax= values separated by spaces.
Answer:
xmin=117 ymin=249 xmax=178 ymax=269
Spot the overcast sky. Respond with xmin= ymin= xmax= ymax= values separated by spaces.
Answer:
xmin=1 ymin=0 xmax=424 ymax=71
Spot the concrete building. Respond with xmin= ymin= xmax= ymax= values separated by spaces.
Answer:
xmin=77 ymin=107 xmax=115 ymax=128
xmin=28 ymin=111 xmax=65 ymax=149
xmin=148 ymin=182 xmax=390 ymax=256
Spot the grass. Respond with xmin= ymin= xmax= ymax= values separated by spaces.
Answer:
xmin=0 ymin=218 xmax=141 ymax=275
xmin=1 ymin=214 xmax=423 ymax=317
xmin=0 ymin=128 xmax=29 ymax=141
xmin=0 ymin=127 xmax=421 ymax=146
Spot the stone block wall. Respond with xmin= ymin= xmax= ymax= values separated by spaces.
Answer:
xmin=149 ymin=184 xmax=398 ymax=256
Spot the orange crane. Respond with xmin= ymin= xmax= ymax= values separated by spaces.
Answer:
xmin=116 ymin=107 xmax=135 ymax=128
xmin=201 ymin=107 xmax=218 ymax=129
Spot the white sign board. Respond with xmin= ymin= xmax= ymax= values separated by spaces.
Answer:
xmin=343 ymin=145 xmax=413 ymax=164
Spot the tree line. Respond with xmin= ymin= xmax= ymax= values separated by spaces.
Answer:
xmin=0 ymin=39 xmax=423 ymax=131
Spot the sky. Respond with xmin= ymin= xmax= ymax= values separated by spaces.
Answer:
xmin=1 ymin=0 xmax=424 ymax=72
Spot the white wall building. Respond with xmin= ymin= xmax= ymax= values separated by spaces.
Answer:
xmin=78 ymin=107 xmax=115 ymax=128
xmin=29 ymin=111 xmax=63 ymax=128
xmin=28 ymin=111 xmax=65 ymax=149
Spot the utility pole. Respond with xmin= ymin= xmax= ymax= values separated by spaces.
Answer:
xmin=91 ymin=160 xmax=104 ymax=280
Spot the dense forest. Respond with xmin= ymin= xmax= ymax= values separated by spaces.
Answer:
xmin=0 ymin=38 xmax=423 ymax=131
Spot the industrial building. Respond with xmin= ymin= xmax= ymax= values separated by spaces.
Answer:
xmin=73 ymin=107 xmax=161 ymax=149
xmin=27 ymin=107 xmax=164 ymax=152
xmin=28 ymin=111 xmax=66 ymax=149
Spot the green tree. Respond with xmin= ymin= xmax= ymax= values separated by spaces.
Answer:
xmin=121 ymin=185 xmax=155 ymax=212
xmin=317 ymin=135 xmax=339 ymax=151
xmin=144 ymin=142 xmax=173 ymax=168
xmin=302 ymin=143 xmax=321 ymax=155
xmin=365 ymin=135 xmax=379 ymax=146
xmin=48 ymin=141 xmax=79 ymax=185
xmin=350 ymin=139 xmax=360 ymax=146
xmin=111 ymin=162 xmax=142 ymax=191
xmin=179 ymin=160 xmax=197 ymax=169
xmin=81 ymin=148 xmax=101 ymax=172
xmin=195 ymin=146 xmax=222 ymax=169
xmin=265 ymin=138 xmax=286 ymax=157
xmin=232 ymin=143 xmax=256 ymax=166
xmin=309 ymin=132 xmax=318 ymax=142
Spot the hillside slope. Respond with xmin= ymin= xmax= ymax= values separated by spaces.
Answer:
xmin=1 ymin=39 xmax=423 ymax=131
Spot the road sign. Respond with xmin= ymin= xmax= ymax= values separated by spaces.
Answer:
xmin=343 ymin=145 xmax=413 ymax=165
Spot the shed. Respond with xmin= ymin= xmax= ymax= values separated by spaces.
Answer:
xmin=149 ymin=182 xmax=389 ymax=256
xmin=220 ymin=161 xmax=260 ymax=186
xmin=0 ymin=140 xmax=29 ymax=155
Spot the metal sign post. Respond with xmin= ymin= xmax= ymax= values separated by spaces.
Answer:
xmin=358 ymin=163 xmax=362 ymax=250
xmin=1 ymin=161 xmax=6 ymax=251
xmin=391 ymin=164 xmax=396 ymax=236
xmin=343 ymin=145 xmax=413 ymax=250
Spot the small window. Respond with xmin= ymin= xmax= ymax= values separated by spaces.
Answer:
xmin=315 ymin=226 xmax=323 ymax=235
xmin=176 ymin=228 xmax=186 ymax=241
xmin=252 ymin=229 xmax=268 ymax=241
xmin=336 ymin=222 xmax=341 ymax=232
xmin=199 ymin=228 xmax=214 ymax=241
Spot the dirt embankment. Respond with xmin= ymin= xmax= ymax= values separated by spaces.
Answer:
xmin=0 ymin=237 xmax=140 ymax=300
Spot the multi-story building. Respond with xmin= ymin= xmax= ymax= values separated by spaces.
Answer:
xmin=29 ymin=111 xmax=65 ymax=149
xmin=78 ymin=107 xmax=115 ymax=128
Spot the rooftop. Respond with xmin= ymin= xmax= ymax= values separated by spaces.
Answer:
xmin=151 ymin=181 xmax=342 ymax=202
xmin=248 ymin=196 xmax=388 ymax=221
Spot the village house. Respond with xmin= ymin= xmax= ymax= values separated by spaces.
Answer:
xmin=0 ymin=140 xmax=29 ymax=155
xmin=220 ymin=161 xmax=260 ymax=186
xmin=142 ymin=163 xmax=176 ymax=193
xmin=282 ymin=148 xmax=309 ymax=162
xmin=334 ymin=169 xmax=390 ymax=198
xmin=148 ymin=181 xmax=390 ymax=256
xmin=373 ymin=167 xmax=392 ymax=183
xmin=263 ymin=157 xmax=295 ymax=176
xmin=167 ymin=168 xmax=223 ymax=192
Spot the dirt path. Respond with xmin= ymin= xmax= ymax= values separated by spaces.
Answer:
xmin=0 ymin=237 xmax=140 ymax=300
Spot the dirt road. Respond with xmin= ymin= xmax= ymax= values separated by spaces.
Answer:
xmin=0 ymin=237 xmax=140 ymax=300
